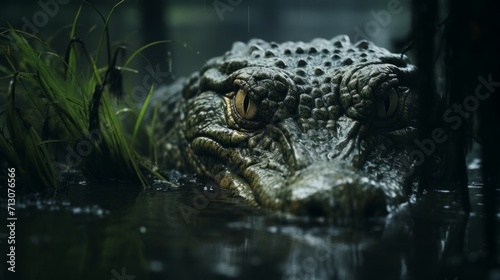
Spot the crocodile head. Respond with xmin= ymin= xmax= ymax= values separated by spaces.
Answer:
xmin=158 ymin=35 xmax=419 ymax=218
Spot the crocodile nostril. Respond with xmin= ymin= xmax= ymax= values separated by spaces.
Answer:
xmin=361 ymin=193 xmax=388 ymax=217
xmin=286 ymin=164 xmax=388 ymax=218
xmin=289 ymin=182 xmax=387 ymax=218
xmin=342 ymin=182 xmax=388 ymax=218
xmin=304 ymin=203 xmax=328 ymax=217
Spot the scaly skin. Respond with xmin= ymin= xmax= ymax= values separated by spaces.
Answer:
xmin=153 ymin=35 xmax=419 ymax=217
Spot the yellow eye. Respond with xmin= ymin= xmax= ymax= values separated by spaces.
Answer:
xmin=234 ymin=89 xmax=257 ymax=120
xmin=376 ymin=88 xmax=399 ymax=118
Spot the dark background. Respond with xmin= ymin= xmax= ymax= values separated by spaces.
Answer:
xmin=1 ymin=0 xmax=413 ymax=82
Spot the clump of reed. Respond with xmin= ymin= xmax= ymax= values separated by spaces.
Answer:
xmin=0 ymin=2 xmax=167 ymax=191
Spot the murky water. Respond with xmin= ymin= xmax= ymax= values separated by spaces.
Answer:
xmin=0 ymin=159 xmax=498 ymax=280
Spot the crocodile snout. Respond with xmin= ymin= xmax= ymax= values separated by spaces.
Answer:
xmin=287 ymin=163 xmax=388 ymax=218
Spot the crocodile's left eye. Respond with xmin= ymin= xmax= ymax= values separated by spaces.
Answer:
xmin=234 ymin=89 xmax=258 ymax=120
xmin=376 ymin=88 xmax=399 ymax=118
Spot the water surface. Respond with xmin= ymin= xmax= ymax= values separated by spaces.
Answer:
xmin=0 ymin=159 xmax=497 ymax=280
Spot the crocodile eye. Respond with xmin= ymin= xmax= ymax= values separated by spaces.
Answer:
xmin=376 ymin=88 xmax=398 ymax=118
xmin=234 ymin=89 xmax=257 ymax=120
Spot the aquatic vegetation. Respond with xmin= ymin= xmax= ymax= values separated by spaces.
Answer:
xmin=0 ymin=2 xmax=167 ymax=191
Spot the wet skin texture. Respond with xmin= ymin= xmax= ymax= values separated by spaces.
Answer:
xmin=154 ymin=35 xmax=419 ymax=218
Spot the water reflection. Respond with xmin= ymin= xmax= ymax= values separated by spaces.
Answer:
xmin=2 ymin=165 xmax=494 ymax=280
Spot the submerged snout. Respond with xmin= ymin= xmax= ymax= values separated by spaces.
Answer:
xmin=286 ymin=163 xmax=387 ymax=218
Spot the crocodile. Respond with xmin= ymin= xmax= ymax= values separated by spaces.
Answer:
xmin=153 ymin=35 xmax=419 ymax=217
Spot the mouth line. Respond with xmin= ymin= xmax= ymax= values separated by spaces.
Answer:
xmin=189 ymin=134 xmax=404 ymax=217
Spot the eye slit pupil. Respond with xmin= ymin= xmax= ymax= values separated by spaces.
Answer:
xmin=376 ymin=89 xmax=400 ymax=119
xmin=243 ymin=94 xmax=250 ymax=113
xmin=234 ymin=89 xmax=258 ymax=121
xmin=384 ymin=96 xmax=391 ymax=114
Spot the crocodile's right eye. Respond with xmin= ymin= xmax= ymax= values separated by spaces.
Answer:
xmin=234 ymin=89 xmax=258 ymax=120
xmin=376 ymin=88 xmax=399 ymax=119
